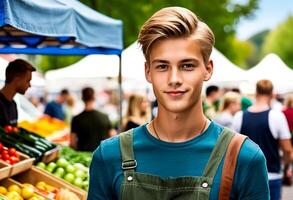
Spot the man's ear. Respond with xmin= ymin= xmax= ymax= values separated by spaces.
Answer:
xmin=145 ymin=62 xmax=152 ymax=83
xmin=204 ymin=59 xmax=213 ymax=81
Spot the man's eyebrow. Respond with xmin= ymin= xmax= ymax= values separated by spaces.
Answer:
xmin=180 ymin=59 xmax=199 ymax=63
xmin=151 ymin=60 xmax=169 ymax=64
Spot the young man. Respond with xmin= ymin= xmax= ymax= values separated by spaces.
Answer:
xmin=0 ymin=59 xmax=36 ymax=126
xmin=88 ymin=7 xmax=269 ymax=200
xmin=70 ymin=87 xmax=115 ymax=151
xmin=232 ymin=79 xmax=293 ymax=200
xmin=44 ymin=89 xmax=69 ymax=120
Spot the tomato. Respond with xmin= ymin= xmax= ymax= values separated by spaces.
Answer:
xmin=4 ymin=125 xmax=14 ymax=133
xmin=8 ymin=147 xmax=17 ymax=156
xmin=2 ymin=152 xmax=10 ymax=161
xmin=12 ymin=127 xmax=19 ymax=133
xmin=9 ymin=156 xmax=19 ymax=164
xmin=0 ymin=143 xmax=3 ymax=152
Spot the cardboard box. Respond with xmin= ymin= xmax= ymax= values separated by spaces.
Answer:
xmin=0 ymin=161 xmax=11 ymax=181
xmin=9 ymin=151 xmax=35 ymax=176
xmin=13 ymin=166 xmax=87 ymax=200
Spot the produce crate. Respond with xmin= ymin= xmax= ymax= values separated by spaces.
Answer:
xmin=0 ymin=178 xmax=49 ymax=199
xmin=42 ymin=146 xmax=59 ymax=163
xmin=9 ymin=151 xmax=35 ymax=176
xmin=13 ymin=166 xmax=87 ymax=200
xmin=0 ymin=177 xmax=22 ymax=187
xmin=0 ymin=161 xmax=11 ymax=181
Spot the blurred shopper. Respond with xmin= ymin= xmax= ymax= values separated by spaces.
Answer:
xmin=232 ymin=79 xmax=293 ymax=200
xmin=215 ymin=91 xmax=241 ymax=129
xmin=88 ymin=7 xmax=269 ymax=200
xmin=203 ymin=85 xmax=221 ymax=119
xmin=231 ymin=88 xmax=253 ymax=111
xmin=282 ymin=94 xmax=293 ymax=185
xmin=283 ymin=94 xmax=293 ymax=133
xmin=70 ymin=87 xmax=114 ymax=151
xmin=122 ymin=94 xmax=151 ymax=131
xmin=0 ymin=59 xmax=36 ymax=126
xmin=44 ymin=89 xmax=69 ymax=120
xmin=64 ymin=95 xmax=75 ymax=125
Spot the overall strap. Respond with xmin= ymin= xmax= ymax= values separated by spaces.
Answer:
xmin=119 ymin=129 xmax=137 ymax=172
xmin=202 ymin=127 xmax=234 ymax=179
xmin=219 ymin=133 xmax=247 ymax=200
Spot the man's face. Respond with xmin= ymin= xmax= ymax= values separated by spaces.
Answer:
xmin=16 ymin=71 xmax=32 ymax=94
xmin=145 ymin=37 xmax=213 ymax=114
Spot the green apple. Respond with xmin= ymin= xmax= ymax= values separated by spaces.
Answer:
xmin=46 ymin=162 xmax=57 ymax=173
xmin=73 ymin=163 xmax=87 ymax=172
xmin=66 ymin=164 xmax=75 ymax=173
xmin=73 ymin=177 xmax=83 ymax=188
xmin=36 ymin=162 xmax=46 ymax=169
xmin=55 ymin=167 xmax=65 ymax=176
xmin=64 ymin=173 xmax=75 ymax=183
xmin=56 ymin=158 xmax=69 ymax=168
xmin=74 ymin=169 xmax=86 ymax=180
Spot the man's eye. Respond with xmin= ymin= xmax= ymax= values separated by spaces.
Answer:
xmin=181 ymin=63 xmax=195 ymax=70
xmin=156 ymin=65 xmax=168 ymax=71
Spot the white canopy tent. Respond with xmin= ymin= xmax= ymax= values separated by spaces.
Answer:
xmin=246 ymin=53 xmax=293 ymax=93
xmin=45 ymin=54 xmax=120 ymax=92
xmin=207 ymin=48 xmax=248 ymax=87
xmin=121 ymin=42 xmax=151 ymax=93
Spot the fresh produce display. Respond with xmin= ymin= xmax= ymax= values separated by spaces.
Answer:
xmin=36 ymin=158 xmax=89 ymax=191
xmin=19 ymin=116 xmax=68 ymax=138
xmin=59 ymin=147 xmax=92 ymax=167
xmin=0 ymin=143 xmax=20 ymax=165
xmin=0 ymin=126 xmax=57 ymax=162
xmin=0 ymin=183 xmax=46 ymax=200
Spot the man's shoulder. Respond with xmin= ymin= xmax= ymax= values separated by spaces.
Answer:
xmin=94 ymin=134 xmax=121 ymax=162
xmin=237 ymin=137 xmax=265 ymax=167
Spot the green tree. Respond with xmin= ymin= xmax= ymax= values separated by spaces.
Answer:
xmin=262 ymin=15 xmax=293 ymax=69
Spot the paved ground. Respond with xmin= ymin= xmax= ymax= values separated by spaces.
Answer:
xmin=282 ymin=185 xmax=293 ymax=200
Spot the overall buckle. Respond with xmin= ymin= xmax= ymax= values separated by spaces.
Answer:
xmin=122 ymin=160 xmax=137 ymax=170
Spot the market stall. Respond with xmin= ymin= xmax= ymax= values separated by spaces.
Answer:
xmin=0 ymin=0 xmax=123 ymax=199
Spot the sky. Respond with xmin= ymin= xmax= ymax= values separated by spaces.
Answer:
xmin=236 ymin=0 xmax=293 ymax=40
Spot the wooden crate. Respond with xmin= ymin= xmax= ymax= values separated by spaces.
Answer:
xmin=9 ymin=151 xmax=35 ymax=176
xmin=0 ymin=161 xmax=11 ymax=181
xmin=42 ymin=146 xmax=59 ymax=164
xmin=13 ymin=166 xmax=87 ymax=200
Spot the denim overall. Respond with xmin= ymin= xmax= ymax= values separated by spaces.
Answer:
xmin=119 ymin=128 xmax=235 ymax=200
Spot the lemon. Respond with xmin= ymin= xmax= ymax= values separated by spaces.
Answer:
xmin=21 ymin=186 xmax=34 ymax=199
xmin=8 ymin=185 xmax=21 ymax=195
xmin=0 ymin=186 xmax=7 ymax=195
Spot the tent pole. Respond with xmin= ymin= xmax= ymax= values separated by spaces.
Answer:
xmin=118 ymin=54 xmax=123 ymax=132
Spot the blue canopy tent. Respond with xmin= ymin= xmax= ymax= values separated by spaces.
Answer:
xmin=0 ymin=0 xmax=124 ymax=127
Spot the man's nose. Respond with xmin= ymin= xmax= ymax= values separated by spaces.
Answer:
xmin=168 ymin=67 xmax=182 ymax=86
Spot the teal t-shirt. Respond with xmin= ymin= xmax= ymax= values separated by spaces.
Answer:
xmin=88 ymin=121 xmax=269 ymax=200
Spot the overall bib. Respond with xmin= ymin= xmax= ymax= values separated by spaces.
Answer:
xmin=119 ymin=128 xmax=240 ymax=200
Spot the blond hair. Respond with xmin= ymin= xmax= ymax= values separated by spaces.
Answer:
xmin=220 ymin=91 xmax=241 ymax=111
xmin=284 ymin=94 xmax=293 ymax=108
xmin=256 ymin=79 xmax=273 ymax=96
xmin=122 ymin=94 xmax=151 ymax=129
xmin=138 ymin=7 xmax=215 ymax=65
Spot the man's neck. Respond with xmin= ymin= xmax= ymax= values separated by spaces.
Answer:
xmin=151 ymin=102 xmax=207 ymax=142
xmin=84 ymin=101 xmax=95 ymax=111
xmin=249 ymin=95 xmax=271 ymax=112
xmin=0 ymin=85 xmax=16 ymax=101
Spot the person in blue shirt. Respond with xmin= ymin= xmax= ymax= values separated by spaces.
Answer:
xmin=44 ymin=89 xmax=69 ymax=120
xmin=88 ymin=7 xmax=269 ymax=200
